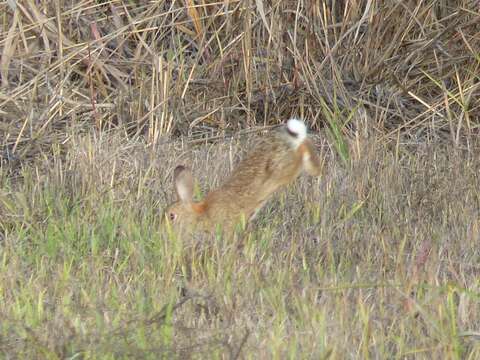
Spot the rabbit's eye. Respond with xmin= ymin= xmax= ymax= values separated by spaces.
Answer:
xmin=169 ymin=212 xmax=177 ymax=222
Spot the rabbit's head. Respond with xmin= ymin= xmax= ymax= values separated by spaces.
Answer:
xmin=164 ymin=165 xmax=209 ymax=231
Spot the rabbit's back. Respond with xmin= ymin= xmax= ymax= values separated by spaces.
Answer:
xmin=202 ymin=129 xmax=305 ymax=224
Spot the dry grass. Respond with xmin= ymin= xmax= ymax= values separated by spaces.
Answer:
xmin=1 ymin=0 xmax=480 ymax=358
xmin=1 ymin=1 xmax=480 ymax=158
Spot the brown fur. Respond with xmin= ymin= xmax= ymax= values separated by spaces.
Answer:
xmin=164 ymin=121 xmax=322 ymax=233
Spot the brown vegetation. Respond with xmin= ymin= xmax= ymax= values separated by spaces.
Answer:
xmin=1 ymin=0 xmax=479 ymax=164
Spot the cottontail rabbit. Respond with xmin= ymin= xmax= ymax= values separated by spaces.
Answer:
xmin=164 ymin=118 xmax=322 ymax=233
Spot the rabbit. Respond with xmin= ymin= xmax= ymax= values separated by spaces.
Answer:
xmin=164 ymin=118 xmax=322 ymax=233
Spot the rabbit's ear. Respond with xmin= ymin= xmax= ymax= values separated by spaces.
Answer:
xmin=174 ymin=165 xmax=194 ymax=202
xmin=299 ymin=139 xmax=322 ymax=176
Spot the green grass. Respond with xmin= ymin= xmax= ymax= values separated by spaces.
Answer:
xmin=1 ymin=135 xmax=479 ymax=358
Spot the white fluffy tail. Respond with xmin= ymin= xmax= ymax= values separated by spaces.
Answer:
xmin=286 ymin=118 xmax=307 ymax=141
xmin=286 ymin=118 xmax=307 ymax=148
